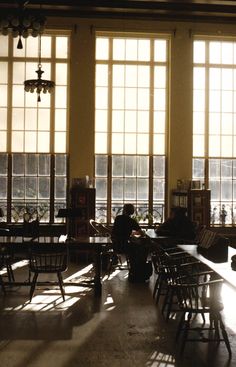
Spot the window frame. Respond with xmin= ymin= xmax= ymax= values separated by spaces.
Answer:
xmin=95 ymin=32 xmax=170 ymax=225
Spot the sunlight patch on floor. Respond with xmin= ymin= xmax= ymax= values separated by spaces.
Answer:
xmin=104 ymin=293 xmax=116 ymax=311
xmin=145 ymin=351 xmax=175 ymax=367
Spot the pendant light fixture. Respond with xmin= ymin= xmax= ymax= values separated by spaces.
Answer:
xmin=24 ymin=34 xmax=55 ymax=102
xmin=0 ymin=1 xmax=46 ymax=50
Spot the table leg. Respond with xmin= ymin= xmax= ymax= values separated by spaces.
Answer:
xmin=93 ymin=244 xmax=102 ymax=296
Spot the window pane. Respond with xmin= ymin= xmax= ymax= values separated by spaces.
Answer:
xmin=25 ymin=131 xmax=37 ymax=152
xmin=55 ymin=86 xmax=67 ymax=108
xmin=95 ymin=178 xmax=107 ymax=199
xmin=209 ymin=42 xmax=221 ymax=64
xmin=96 ymin=87 xmax=108 ymax=109
xmin=112 ymin=156 xmax=123 ymax=176
xmin=26 ymin=37 xmax=38 ymax=57
xmin=124 ymin=178 xmax=136 ymax=199
xmin=154 ymin=40 xmax=167 ymax=62
xmin=56 ymin=63 xmax=68 ymax=85
xmin=0 ymin=177 xmax=7 ymax=199
xmin=126 ymin=39 xmax=138 ymax=61
xmin=95 ymin=133 xmax=107 ymax=154
xmin=95 ymin=155 xmax=107 ymax=176
xmin=0 ymin=108 xmax=7 ymax=130
xmin=26 ymin=155 xmax=37 ymax=175
xmin=193 ymin=135 xmax=204 ymax=157
xmin=137 ymin=156 xmax=149 ymax=177
xmin=54 ymin=132 xmax=66 ymax=153
xmin=138 ymin=40 xmax=150 ymax=61
xmin=0 ymin=35 xmax=9 ymax=56
xmin=39 ymin=177 xmax=50 ymax=199
xmin=96 ymin=65 xmax=108 ymax=86
xmin=155 ymin=66 xmax=166 ymax=88
xmin=209 ymin=135 xmax=221 ymax=156
xmin=137 ymin=179 xmax=148 ymax=200
xmin=137 ymin=134 xmax=149 ymax=154
xmin=0 ymin=132 xmax=7 ymax=152
xmin=25 ymin=177 xmax=37 ymax=198
xmin=194 ymin=67 xmax=205 ymax=89
xmin=55 ymin=155 xmax=67 ymax=175
xmin=153 ymin=134 xmax=165 ymax=155
xmin=39 ymin=155 xmax=50 ymax=175
xmin=55 ymin=177 xmax=66 ymax=199
xmin=38 ymin=132 xmax=50 ymax=152
xmin=0 ymin=154 xmax=8 ymax=175
xmin=41 ymin=36 xmax=52 ymax=58
xmin=193 ymin=41 xmax=205 ymax=63
xmin=192 ymin=158 xmax=205 ymax=179
xmin=12 ymin=132 xmax=24 ymax=152
xmin=112 ymin=178 xmax=123 ymax=200
xmin=153 ymin=156 xmax=165 ymax=177
xmin=55 ymin=109 xmax=67 ymax=131
xmin=56 ymin=37 xmax=68 ymax=58
xmin=38 ymin=109 xmax=50 ymax=130
xmin=12 ymin=177 xmax=24 ymax=198
xmin=0 ymin=85 xmax=8 ymax=107
xmin=96 ymin=110 xmax=108 ymax=132
xmin=96 ymin=38 xmax=109 ymax=60
xmin=0 ymin=62 xmax=8 ymax=83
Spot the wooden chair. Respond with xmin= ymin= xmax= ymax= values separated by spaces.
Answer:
xmin=89 ymin=219 xmax=123 ymax=276
xmin=152 ymin=246 xmax=210 ymax=322
xmin=29 ymin=243 xmax=68 ymax=302
xmin=89 ymin=219 xmax=111 ymax=236
xmin=0 ymin=228 xmax=15 ymax=283
xmin=173 ymin=269 xmax=231 ymax=357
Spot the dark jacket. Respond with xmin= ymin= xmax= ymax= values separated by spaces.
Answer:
xmin=112 ymin=214 xmax=141 ymax=252
xmin=156 ymin=214 xmax=196 ymax=240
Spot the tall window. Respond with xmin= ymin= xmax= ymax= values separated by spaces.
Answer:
xmin=95 ymin=33 xmax=168 ymax=224
xmin=0 ymin=33 xmax=69 ymax=223
xmin=193 ymin=38 xmax=236 ymax=225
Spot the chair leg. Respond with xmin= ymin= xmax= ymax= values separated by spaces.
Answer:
xmin=180 ymin=312 xmax=192 ymax=355
xmin=163 ymin=287 xmax=175 ymax=321
xmin=153 ymin=273 xmax=161 ymax=298
xmin=7 ymin=263 xmax=15 ymax=282
xmin=29 ymin=273 xmax=38 ymax=302
xmin=57 ymin=272 xmax=65 ymax=301
xmin=176 ymin=312 xmax=185 ymax=341
xmin=118 ymin=254 xmax=123 ymax=267
xmin=155 ymin=275 xmax=166 ymax=304
xmin=218 ymin=313 xmax=232 ymax=357
xmin=0 ymin=274 xmax=6 ymax=295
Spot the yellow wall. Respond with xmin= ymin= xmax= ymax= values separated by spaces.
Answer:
xmin=50 ymin=16 xmax=236 ymax=212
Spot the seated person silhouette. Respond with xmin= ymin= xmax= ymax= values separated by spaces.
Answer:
xmin=155 ymin=207 xmax=196 ymax=241
xmin=111 ymin=203 xmax=143 ymax=253
xmin=112 ymin=204 xmax=151 ymax=282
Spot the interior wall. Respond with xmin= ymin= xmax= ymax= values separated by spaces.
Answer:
xmin=50 ymin=16 xmax=236 ymax=211
xmin=69 ymin=24 xmax=95 ymax=183
xmin=168 ymin=25 xmax=193 ymax=209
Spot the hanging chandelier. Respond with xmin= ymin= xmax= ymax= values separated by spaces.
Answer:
xmin=0 ymin=1 xmax=46 ymax=49
xmin=24 ymin=34 xmax=55 ymax=102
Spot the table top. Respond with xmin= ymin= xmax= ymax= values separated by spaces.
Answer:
xmin=178 ymin=244 xmax=236 ymax=290
xmin=0 ymin=235 xmax=112 ymax=249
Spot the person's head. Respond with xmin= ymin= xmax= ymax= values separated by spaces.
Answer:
xmin=123 ymin=203 xmax=135 ymax=216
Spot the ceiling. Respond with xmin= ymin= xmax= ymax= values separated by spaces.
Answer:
xmin=1 ymin=1 xmax=236 ymax=23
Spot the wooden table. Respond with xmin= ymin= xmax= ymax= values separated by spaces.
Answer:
xmin=0 ymin=235 xmax=112 ymax=297
xmin=178 ymin=244 xmax=236 ymax=290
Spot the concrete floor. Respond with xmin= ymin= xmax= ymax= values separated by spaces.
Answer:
xmin=0 ymin=259 xmax=236 ymax=367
